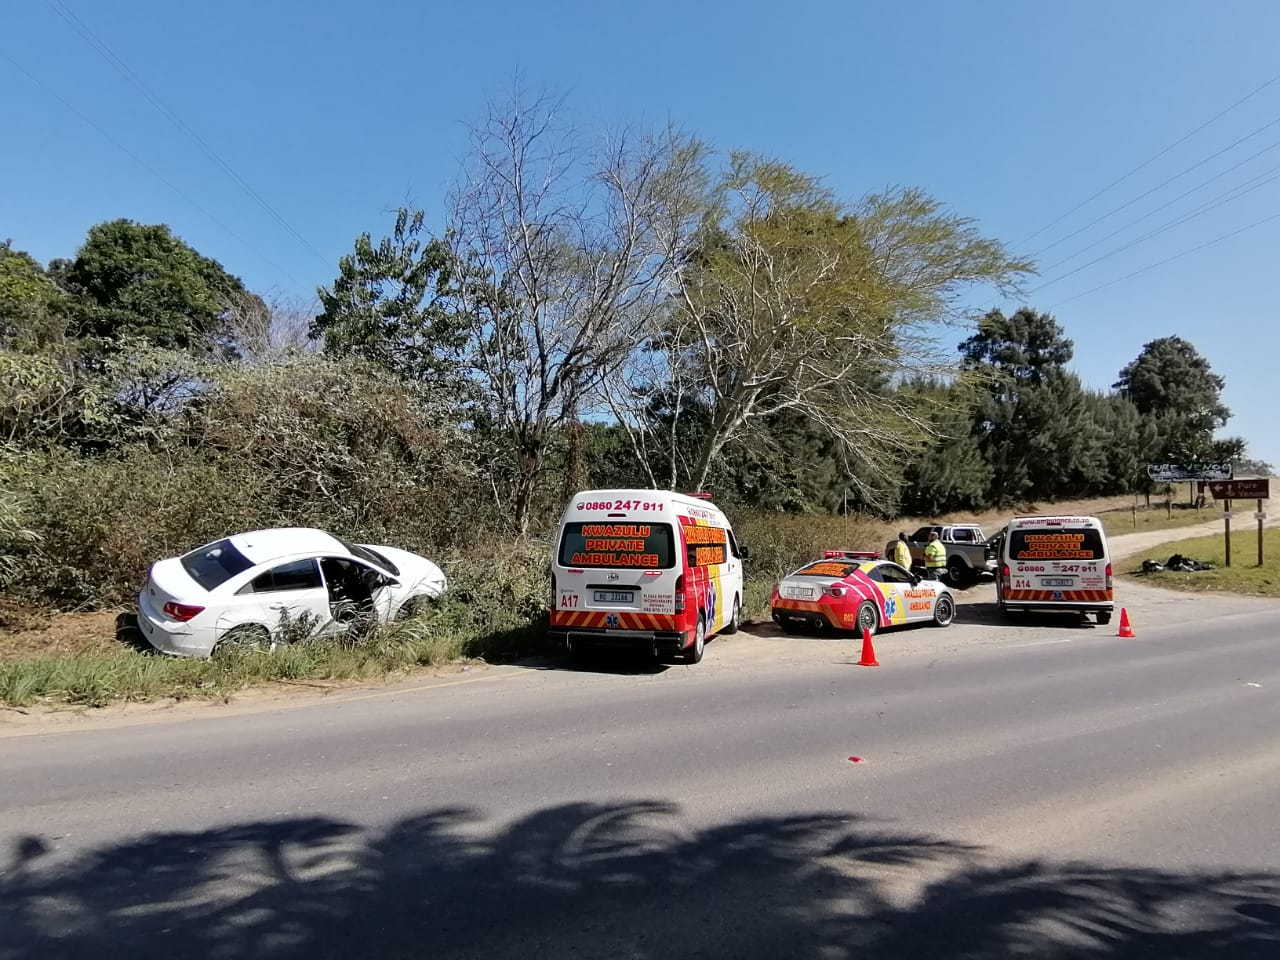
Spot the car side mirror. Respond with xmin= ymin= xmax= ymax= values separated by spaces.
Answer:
xmin=739 ymin=544 xmax=750 ymax=560
xmin=911 ymin=574 xmax=921 ymax=585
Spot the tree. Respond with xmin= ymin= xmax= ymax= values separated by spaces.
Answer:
xmin=311 ymin=208 xmax=463 ymax=385
xmin=51 ymin=220 xmax=257 ymax=355
xmin=1114 ymin=336 xmax=1229 ymax=462
xmin=899 ymin=380 xmax=992 ymax=515
xmin=961 ymin=308 xmax=1092 ymax=503
xmin=652 ymin=157 xmax=1030 ymax=496
xmin=445 ymin=92 xmax=708 ymax=534
xmin=0 ymin=241 xmax=69 ymax=350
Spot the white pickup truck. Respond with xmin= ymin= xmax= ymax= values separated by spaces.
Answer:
xmin=903 ymin=524 xmax=997 ymax=585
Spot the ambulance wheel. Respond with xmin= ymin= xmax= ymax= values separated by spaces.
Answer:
xmin=685 ymin=616 xmax=706 ymax=664
xmin=856 ymin=601 xmax=879 ymax=637
xmin=723 ymin=597 xmax=741 ymax=635
xmin=1096 ymin=611 xmax=1112 ymax=626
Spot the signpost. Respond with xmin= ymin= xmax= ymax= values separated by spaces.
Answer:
xmin=1207 ymin=478 xmax=1270 ymax=567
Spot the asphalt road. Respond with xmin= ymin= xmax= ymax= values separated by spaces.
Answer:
xmin=3 ymin=582 xmax=1280 ymax=959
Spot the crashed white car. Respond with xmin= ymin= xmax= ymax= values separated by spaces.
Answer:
xmin=136 ymin=528 xmax=448 ymax=657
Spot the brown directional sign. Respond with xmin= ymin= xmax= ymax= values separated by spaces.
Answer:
xmin=1208 ymin=478 xmax=1270 ymax=500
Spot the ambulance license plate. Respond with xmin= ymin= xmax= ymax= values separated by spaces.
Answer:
xmin=594 ymin=591 xmax=634 ymax=603
xmin=1041 ymin=578 xmax=1073 ymax=587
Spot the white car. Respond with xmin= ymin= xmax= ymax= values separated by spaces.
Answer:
xmin=136 ymin=528 xmax=448 ymax=657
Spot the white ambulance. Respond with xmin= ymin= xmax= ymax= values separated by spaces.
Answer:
xmin=994 ymin=515 xmax=1114 ymax=624
xmin=550 ymin=489 xmax=748 ymax=663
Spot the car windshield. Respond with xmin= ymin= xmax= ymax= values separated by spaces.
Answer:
xmin=558 ymin=522 xmax=676 ymax=569
xmin=793 ymin=560 xmax=860 ymax=579
xmin=181 ymin=539 xmax=254 ymax=590
xmin=337 ymin=537 xmax=399 ymax=576
xmin=1009 ymin=527 xmax=1105 ymax=561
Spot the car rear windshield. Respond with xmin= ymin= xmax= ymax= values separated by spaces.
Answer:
xmin=1009 ymin=528 xmax=1105 ymax=561
xmin=558 ymin=522 xmax=676 ymax=569
xmin=181 ymin=539 xmax=254 ymax=590
xmin=793 ymin=560 xmax=861 ymax=579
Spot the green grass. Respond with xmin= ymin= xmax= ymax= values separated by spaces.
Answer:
xmin=0 ymin=616 xmax=549 ymax=709
xmin=1122 ymin=526 xmax=1280 ymax=598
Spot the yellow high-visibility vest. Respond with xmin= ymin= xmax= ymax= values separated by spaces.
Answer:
xmin=924 ymin=540 xmax=946 ymax=568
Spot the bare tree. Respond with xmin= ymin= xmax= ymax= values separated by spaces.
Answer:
xmin=633 ymin=154 xmax=1031 ymax=497
xmin=224 ymin=290 xmax=322 ymax=362
xmin=446 ymin=91 xmax=708 ymax=534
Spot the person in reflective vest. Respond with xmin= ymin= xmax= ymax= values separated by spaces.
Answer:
xmin=923 ymin=531 xmax=947 ymax=579
xmin=892 ymin=532 xmax=911 ymax=570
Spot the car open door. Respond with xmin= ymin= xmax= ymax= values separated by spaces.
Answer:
xmin=319 ymin=557 xmax=399 ymax=632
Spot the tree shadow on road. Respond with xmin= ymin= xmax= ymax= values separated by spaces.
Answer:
xmin=3 ymin=802 xmax=1277 ymax=960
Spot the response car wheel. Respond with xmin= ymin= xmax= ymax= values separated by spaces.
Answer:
xmin=856 ymin=601 xmax=879 ymax=637
xmin=686 ymin=616 xmax=706 ymax=664
xmin=933 ymin=595 xmax=955 ymax=627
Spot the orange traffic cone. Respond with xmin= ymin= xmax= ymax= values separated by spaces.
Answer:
xmin=857 ymin=627 xmax=880 ymax=666
xmin=1118 ymin=608 xmax=1135 ymax=638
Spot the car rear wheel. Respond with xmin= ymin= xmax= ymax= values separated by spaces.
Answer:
xmin=947 ymin=559 xmax=968 ymax=585
xmin=218 ymin=624 xmax=274 ymax=655
xmin=856 ymin=601 xmax=879 ymax=636
xmin=933 ymin=595 xmax=955 ymax=627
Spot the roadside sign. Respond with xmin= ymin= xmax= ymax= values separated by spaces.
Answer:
xmin=1147 ymin=462 xmax=1233 ymax=482
xmin=1208 ymin=478 xmax=1270 ymax=500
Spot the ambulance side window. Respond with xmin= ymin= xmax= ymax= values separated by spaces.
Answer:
xmin=726 ymin=529 xmax=742 ymax=559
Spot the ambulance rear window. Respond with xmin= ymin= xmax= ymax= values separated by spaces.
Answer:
xmin=558 ymin=522 xmax=676 ymax=569
xmin=1009 ymin=527 xmax=1105 ymax=561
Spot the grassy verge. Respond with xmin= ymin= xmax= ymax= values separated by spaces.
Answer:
xmin=1098 ymin=502 xmax=1220 ymax=537
xmin=1122 ymin=527 xmax=1280 ymax=598
xmin=0 ymin=614 xmax=550 ymax=709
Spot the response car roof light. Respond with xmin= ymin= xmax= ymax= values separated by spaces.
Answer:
xmin=823 ymin=550 xmax=880 ymax=559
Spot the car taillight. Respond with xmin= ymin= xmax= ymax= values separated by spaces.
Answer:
xmin=163 ymin=602 xmax=204 ymax=622
xmin=1001 ymin=564 xmax=1010 ymax=587
xmin=822 ymin=584 xmax=846 ymax=598
xmin=675 ymin=574 xmax=686 ymax=613
xmin=1105 ymin=563 xmax=1113 ymax=590
xmin=551 ymin=572 xmax=557 ymax=606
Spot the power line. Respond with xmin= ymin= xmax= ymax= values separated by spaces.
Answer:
xmin=1030 ymin=111 xmax=1280 ymax=258
xmin=1033 ymin=162 xmax=1280 ymax=291
xmin=0 ymin=48 xmax=303 ymax=287
xmin=1017 ymin=70 xmax=1280 ymax=247
xmin=1047 ymin=210 xmax=1280 ymax=308
xmin=44 ymin=0 xmax=330 ymax=268
xmin=1039 ymin=138 xmax=1280 ymax=275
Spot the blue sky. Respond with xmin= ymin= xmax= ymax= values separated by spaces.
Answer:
xmin=3 ymin=0 xmax=1279 ymax=464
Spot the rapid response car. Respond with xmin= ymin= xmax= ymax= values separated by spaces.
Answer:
xmin=770 ymin=550 xmax=956 ymax=635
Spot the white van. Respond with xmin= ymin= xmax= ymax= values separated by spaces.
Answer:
xmin=994 ymin=515 xmax=1114 ymax=624
xmin=550 ymin=489 xmax=747 ymax=663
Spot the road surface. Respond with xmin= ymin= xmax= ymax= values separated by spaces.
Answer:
xmin=2 ymin=581 xmax=1279 ymax=959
